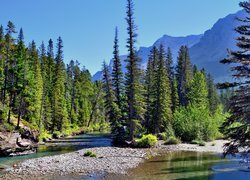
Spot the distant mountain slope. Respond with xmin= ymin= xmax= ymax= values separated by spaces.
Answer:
xmin=190 ymin=10 xmax=245 ymax=82
xmin=92 ymin=34 xmax=203 ymax=81
xmin=93 ymin=10 xmax=245 ymax=82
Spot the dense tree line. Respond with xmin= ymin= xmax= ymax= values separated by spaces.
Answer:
xmin=102 ymin=0 xmax=224 ymax=144
xmin=0 ymin=22 xmax=107 ymax=139
xmin=0 ymin=0 xmax=231 ymax=146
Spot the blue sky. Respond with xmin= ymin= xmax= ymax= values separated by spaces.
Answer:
xmin=0 ymin=0 xmax=241 ymax=74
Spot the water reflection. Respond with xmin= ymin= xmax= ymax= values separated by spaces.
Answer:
xmin=129 ymin=151 xmax=250 ymax=180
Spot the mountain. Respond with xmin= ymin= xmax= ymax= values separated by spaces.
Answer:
xmin=92 ymin=34 xmax=203 ymax=81
xmin=93 ymin=10 xmax=245 ymax=82
xmin=190 ymin=10 xmax=245 ymax=82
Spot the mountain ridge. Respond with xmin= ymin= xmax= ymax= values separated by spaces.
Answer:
xmin=92 ymin=10 xmax=245 ymax=82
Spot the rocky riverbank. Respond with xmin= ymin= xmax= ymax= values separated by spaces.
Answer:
xmin=0 ymin=140 xmax=227 ymax=179
xmin=1 ymin=147 xmax=155 ymax=179
xmin=158 ymin=140 xmax=227 ymax=153
xmin=0 ymin=129 xmax=38 ymax=157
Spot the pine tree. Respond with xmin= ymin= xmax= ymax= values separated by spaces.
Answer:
xmin=0 ymin=25 xmax=4 ymax=102
xmin=67 ymin=60 xmax=77 ymax=124
xmin=88 ymin=81 xmax=105 ymax=127
xmin=23 ymin=41 xmax=43 ymax=127
xmin=5 ymin=21 xmax=16 ymax=123
xmin=176 ymin=46 xmax=193 ymax=107
xmin=188 ymin=71 xmax=208 ymax=108
xmin=102 ymin=61 xmax=121 ymax=135
xmin=15 ymin=28 xmax=28 ymax=129
xmin=172 ymin=78 xmax=179 ymax=111
xmin=207 ymin=74 xmax=219 ymax=115
xmin=166 ymin=47 xmax=174 ymax=82
xmin=52 ymin=37 xmax=68 ymax=132
xmin=112 ymin=27 xmax=123 ymax=110
xmin=43 ymin=39 xmax=55 ymax=131
xmin=77 ymin=67 xmax=93 ymax=126
xmin=125 ymin=0 xmax=145 ymax=140
xmin=166 ymin=47 xmax=178 ymax=112
xmin=153 ymin=45 xmax=172 ymax=134
xmin=144 ymin=48 xmax=157 ymax=133
xmin=218 ymin=1 xmax=250 ymax=154
xmin=31 ymin=41 xmax=43 ymax=129
xmin=39 ymin=42 xmax=48 ymax=130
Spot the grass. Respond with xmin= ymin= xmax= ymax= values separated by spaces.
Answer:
xmin=191 ymin=139 xmax=206 ymax=146
xmin=83 ymin=151 xmax=97 ymax=157
xmin=165 ymin=136 xmax=181 ymax=145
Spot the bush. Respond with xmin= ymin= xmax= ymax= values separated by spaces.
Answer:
xmin=173 ymin=105 xmax=225 ymax=142
xmin=158 ymin=132 xmax=167 ymax=141
xmin=39 ymin=131 xmax=52 ymax=142
xmin=191 ymin=139 xmax=206 ymax=146
xmin=3 ymin=122 xmax=15 ymax=132
xmin=136 ymin=134 xmax=157 ymax=148
xmin=165 ymin=136 xmax=181 ymax=145
xmin=52 ymin=131 xmax=62 ymax=139
xmin=83 ymin=151 xmax=96 ymax=157
xmin=0 ymin=103 xmax=8 ymax=123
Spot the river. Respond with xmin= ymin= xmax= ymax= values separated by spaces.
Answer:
xmin=0 ymin=133 xmax=112 ymax=169
xmin=0 ymin=134 xmax=249 ymax=179
xmin=127 ymin=151 xmax=250 ymax=180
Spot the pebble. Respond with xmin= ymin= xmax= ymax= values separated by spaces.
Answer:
xmin=1 ymin=147 xmax=149 ymax=179
xmin=1 ymin=140 xmax=227 ymax=179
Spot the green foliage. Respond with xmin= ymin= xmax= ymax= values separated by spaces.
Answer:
xmin=125 ymin=0 xmax=145 ymax=141
xmin=145 ymin=45 xmax=172 ymax=134
xmin=52 ymin=131 xmax=62 ymax=139
xmin=3 ymin=122 xmax=15 ymax=132
xmin=188 ymin=71 xmax=208 ymax=108
xmin=191 ymin=139 xmax=206 ymax=146
xmin=176 ymin=46 xmax=193 ymax=106
xmin=38 ymin=131 xmax=52 ymax=142
xmin=158 ymin=132 xmax=167 ymax=141
xmin=83 ymin=151 xmax=96 ymax=157
xmin=173 ymin=105 xmax=224 ymax=142
xmin=0 ymin=103 xmax=8 ymax=122
xmin=165 ymin=136 xmax=181 ymax=145
xmin=136 ymin=134 xmax=158 ymax=148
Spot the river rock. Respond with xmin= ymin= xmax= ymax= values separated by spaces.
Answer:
xmin=0 ymin=129 xmax=38 ymax=157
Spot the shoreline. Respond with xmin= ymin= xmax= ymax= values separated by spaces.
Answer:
xmin=1 ymin=140 xmax=227 ymax=179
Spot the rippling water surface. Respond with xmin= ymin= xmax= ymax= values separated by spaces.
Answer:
xmin=128 ymin=151 xmax=250 ymax=180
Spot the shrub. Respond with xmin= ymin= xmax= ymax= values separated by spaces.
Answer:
xmin=52 ymin=131 xmax=62 ymax=139
xmin=158 ymin=132 xmax=167 ymax=141
xmin=84 ymin=151 xmax=96 ymax=157
xmin=3 ymin=122 xmax=15 ymax=132
xmin=39 ymin=131 xmax=52 ymax=142
xmin=0 ymin=103 xmax=8 ymax=123
xmin=165 ymin=136 xmax=181 ymax=145
xmin=136 ymin=134 xmax=157 ymax=148
xmin=191 ymin=139 xmax=206 ymax=146
xmin=198 ymin=141 xmax=206 ymax=146
xmin=173 ymin=105 xmax=225 ymax=142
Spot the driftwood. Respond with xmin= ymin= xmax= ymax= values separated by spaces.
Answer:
xmin=16 ymin=138 xmax=29 ymax=148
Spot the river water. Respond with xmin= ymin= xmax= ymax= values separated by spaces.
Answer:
xmin=0 ymin=133 xmax=112 ymax=169
xmin=0 ymin=134 xmax=249 ymax=179
xmin=127 ymin=151 xmax=250 ymax=180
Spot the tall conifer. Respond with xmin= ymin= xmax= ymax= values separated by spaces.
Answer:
xmin=125 ymin=0 xmax=145 ymax=140
xmin=218 ymin=1 xmax=250 ymax=154
xmin=176 ymin=46 xmax=193 ymax=107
